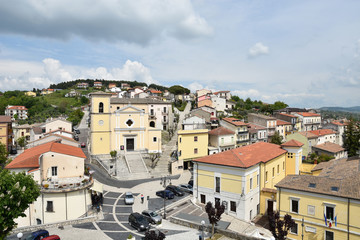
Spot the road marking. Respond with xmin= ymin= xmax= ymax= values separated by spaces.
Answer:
xmin=189 ymin=207 xmax=199 ymax=215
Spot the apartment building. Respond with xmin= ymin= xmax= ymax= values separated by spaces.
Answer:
xmin=248 ymin=113 xmax=277 ymax=139
xmin=220 ymin=117 xmax=249 ymax=147
xmin=5 ymin=105 xmax=28 ymax=120
xmin=293 ymin=112 xmax=321 ymax=131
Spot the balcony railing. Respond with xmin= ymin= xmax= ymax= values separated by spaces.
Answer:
xmin=236 ymin=139 xmax=249 ymax=144
xmin=41 ymin=176 xmax=93 ymax=193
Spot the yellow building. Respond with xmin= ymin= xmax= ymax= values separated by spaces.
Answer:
xmin=25 ymin=91 xmax=36 ymax=97
xmin=276 ymin=157 xmax=360 ymax=240
xmin=0 ymin=115 xmax=13 ymax=151
xmin=177 ymin=129 xmax=208 ymax=169
xmin=193 ymin=141 xmax=304 ymax=221
xmin=90 ymin=92 xmax=162 ymax=155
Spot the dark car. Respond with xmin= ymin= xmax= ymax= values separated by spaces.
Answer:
xmin=156 ymin=190 xmax=174 ymax=199
xmin=9 ymin=148 xmax=17 ymax=155
xmin=178 ymin=184 xmax=193 ymax=194
xmin=81 ymin=142 xmax=86 ymax=148
xmin=74 ymin=129 xmax=80 ymax=134
xmin=128 ymin=212 xmax=150 ymax=231
xmin=74 ymin=135 xmax=79 ymax=141
xmin=25 ymin=229 xmax=49 ymax=240
xmin=188 ymin=180 xmax=193 ymax=187
xmin=166 ymin=185 xmax=184 ymax=196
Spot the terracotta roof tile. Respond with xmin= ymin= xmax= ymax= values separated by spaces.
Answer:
xmin=5 ymin=141 xmax=86 ymax=169
xmin=296 ymin=112 xmax=320 ymax=117
xmin=312 ymin=142 xmax=345 ymax=153
xmin=281 ymin=139 xmax=304 ymax=147
xmin=209 ymin=127 xmax=234 ymax=136
xmin=299 ymin=131 xmax=318 ymax=138
xmin=309 ymin=129 xmax=336 ymax=136
xmin=278 ymin=113 xmax=296 ymax=118
xmin=7 ymin=105 xmax=28 ymax=110
xmin=223 ymin=117 xmax=247 ymax=126
xmin=0 ymin=116 xmax=12 ymax=122
xmin=194 ymin=142 xmax=286 ymax=168
xmin=276 ymin=120 xmax=292 ymax=126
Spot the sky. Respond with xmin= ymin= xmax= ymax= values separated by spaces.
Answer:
xmin=0 ymin=0 xmax=359 ymax=108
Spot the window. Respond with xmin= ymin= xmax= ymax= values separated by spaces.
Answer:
xmin=265 ymin=171 xmax=268 ymax=182
xmin=194 ymin=136 xmax=198 ymax=142
xmin=283 ymin=161 xmax=285 ymax=171
xmin=230 ymin=201 xmax=236 ymax=212
xmin=215 ymin=177 xmax=220 ymax=193
xmin=291 ymin=198 xmax=299 ymax=213
xmin=163 ymin=116 xmax=166 ymax=122
xmin=257 ymin=174 xmax=259 ymax=186
xmin=200 ymin=194 xmax=206 ymax=204
xmin=221 ymin=138 xmax=224 ymax=144
xmin=163 ymin=107 xmax=166 ymax=113
xmin=150 ymin=121 xmax=155 ymax=127
xmin=178 ymin=150 xmax=181 ymax=156
xmin=150 ymin=109 xmax=154 ymax=115
xmin=179 ymin=137 xmax=182 ymax=143
xmin=277 ymin=165 xmax=279 ymax=174
xmin=99 ymin=102 xmax=104 ymax=113
xmin=308 ymin=183 xmax=316 ymax=188
xmin=250 ymin=178 xmax=253 ymax=190
xmin=194 ymin=148 xmax=198 ymax=154
xmin=250 ymin=210 xmax=253 ymax=220
xmin=325 ymin=230 xmax=334 ymax=240
xmin=325 ymin=205 xmax=335 ymax=221
xmin=46 ymin=201 xmax=54 ymax=212
xmin=290 ymin=223 xmax=298 ymax=235
xmin=51 ymin=166 xmax=57 ymax=176
xmin=272 ymin=167 xmax=275 ymax=177
xmin=117 ymin=107 xmax=120 ymax=110
xmin=153 ymin=137 xmax=157 ymax=142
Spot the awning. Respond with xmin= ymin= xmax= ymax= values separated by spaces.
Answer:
xmin=90 ymin=180 xmax=103 ymax=193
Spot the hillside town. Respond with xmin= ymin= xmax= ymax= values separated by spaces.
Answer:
xmin=1 ymin=81 xmax=359 ymax=240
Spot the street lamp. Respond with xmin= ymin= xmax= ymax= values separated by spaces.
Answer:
xmin=201 ymin=220 xmax=205 ymax=240
xmin=17 ymin=232 xmax=23 ymax=240
xmin=160 ymin=175 xmax=172 ymax=219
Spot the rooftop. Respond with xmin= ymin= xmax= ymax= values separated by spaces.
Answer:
xmin=276 ymin=158 xmax=360 ymax=200
xmin=312 ymin=142 xmax=345 ymax=153
xmin=209 ymin=127 xmax=235 ymax=136
xmin=281 ymin=139 xmax=304 ymax=147
xmin=222 ymin=117 xmax=247 ymax=126
xmin=0 ymin=115 xmax=12 ymax=123
xmin=295 ymin=112 xmax=321 ymax=117
xmin=5 ymin=141 xmax=86 ymax=169
xmin=194 ymin=142 xmax=286 ymax=168
xmin=298 ymin=131 xmax=318 ymax=139
xmin=276 ymin=120 xmax=292 ymax=126
xmin=309 ymin=129 xmax=336 ymax=136
xmin=277 ymin=113 xmax=297 ymax=118
xmin=248 ymin=113 xmax=276 ymax=120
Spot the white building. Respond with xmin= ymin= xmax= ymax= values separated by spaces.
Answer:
xmin=5 ymin=105 xmax=28 ymax=120
xmin=208 ymin=127 xmax=236 ymax=152
xmin=5 ymin=141 xmax=93 ymax=227
xmin=182 ymin=115 xmax=207 ymax=130
xmin=293 ymin=112 xmax=321 ymax=131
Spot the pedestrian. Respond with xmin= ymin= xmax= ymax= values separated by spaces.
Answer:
xmin=141 ymin=194 xmax=144 ymax=204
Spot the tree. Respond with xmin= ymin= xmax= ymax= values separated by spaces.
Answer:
xmin=144 ymin=229 xmax=166 ymax=240
xmin=272 ymin=101 xmax=288 ymax=110
xmin=343 ymin=119 xmax=360 ymax=157
xmin=0 ymin=169 xmax=40 ymax=238
xmin=17 ymin=136 xmax=27 ymax=149
xmin=270 ymin=132 xmax=283 ymax=145
xmin=149 ymin=153 xmax=160 ymax=168
xmin=268 ymin=211 xmax=296 ymax=240
xmin=0 ymin=142 xmax=9 ymax=169
xmin=168 ymin=85 xmax=190 ymax=95
xmin=110 ymin=150 xmax=117 ymax=159
xmin=205 ymin=201 xmax=225 ymax=237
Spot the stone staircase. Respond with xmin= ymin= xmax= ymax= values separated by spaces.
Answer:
xmin=122 ymin=152 xmax=150 ymax=179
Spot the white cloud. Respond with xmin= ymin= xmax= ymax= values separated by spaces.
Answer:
xmin=188 ymin=82 xmax=204 ymax=93
xmin=0 ymin=58 xmax=156 ymax=90
xmin=232 ymin=89 xmax=261 ymax=99
xmin=0 ymin=0 xmax=212 ymax=45
xmin=248 ymin=42 xmax=269 ymax=58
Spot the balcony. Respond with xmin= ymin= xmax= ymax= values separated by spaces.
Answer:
xmin=41 ymin=176 xmax=93 ymax=193
xmin=236 ymin=139 xmax=249 ymax=144
xmin=148 ymin=115 xmax=157 ymax=120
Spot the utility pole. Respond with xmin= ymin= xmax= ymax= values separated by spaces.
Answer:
xmin=160 ymin=175 xmax=171 ymax=219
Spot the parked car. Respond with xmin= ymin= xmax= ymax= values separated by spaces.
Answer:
xmin=166 ymin=185 xmax=184 ymax=196
xmin=178 ymin=184 xmax=193 ymax=194
xmin=188 ymin=180 xmax=193 ymax=187
xmin=128 ymin=212 xmax=150 ymax=231
xmin=81 ymin=142 xmax=86 ymax=148
xmin=156 ymin=190 xmax=174 ymax=199
xmin=74 ymin=135 xmax=79 ymax=141
xmin=141 ymin=210 xmax=162 ymax=224
xmin=43 ymin=235 xmax=61 ymax=240
xmin=9 ymin=148 xmax=17 ymax=155
xmin=124 ymin=192 xmax=134 ymax=205
xmin=74 ymin=129 xmax=80 ymax=134
xmin=25 ymin=229 xmax=49 ymax=240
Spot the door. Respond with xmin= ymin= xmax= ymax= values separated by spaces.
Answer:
xmin=126 ymin=138 xmax=134 ymax=151
xmin=267 ymin=200 xmax=274 ymax=215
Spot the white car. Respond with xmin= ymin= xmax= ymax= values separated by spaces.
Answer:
xmin=124 ymin=192 xmax=134 ymax=205
xmin=178 ymin=184 xmax=193 ymax=194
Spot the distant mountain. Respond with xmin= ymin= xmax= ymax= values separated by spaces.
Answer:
xmin=320 ymin=106 xmax=360 ymax=113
